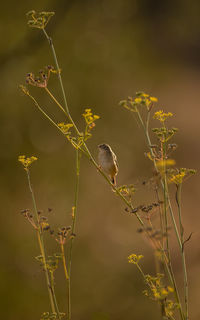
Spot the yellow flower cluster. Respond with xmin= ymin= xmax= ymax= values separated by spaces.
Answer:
xmin=82 ymin=109 xmax=100 ymax=128
xmin=144 ymin=274 xmax=174 ymax=301
xmin=128 ymin=254 xmax=144 ymax=265
xmin=58 ymin=122 xmax=73 ymax=135
xmin=169 ymin=168 xmax=196 ymax=184
xmin=170 ymin=172 xmax=186 ymax=184
xmin=119 ymin=93 xmax=158 ymax=113
xmin=134 ymin=93 xmax=158 ymax=110
xmin=152 ymin=285 xmax=174 ymax=300
xmin=153 ymin=110 xmax=173 ymax=122
xmin=18 ymin=155 xmax=38 ymax=169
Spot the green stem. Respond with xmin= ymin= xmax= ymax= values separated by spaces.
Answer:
xmin=42 ymin=29 xmax=83 ymax=319
xmin=50 ymin=271 xmax=61 ymax=319
xmin=176 ymin=184 xmax=188 ymax=320
xmin=155 ymin=187 xmax=165 ymax=249
xmin=136 ymin=110 xmax=185 ymax=320
xmin=176 ymin=185 xmax=184 ymax=244
xmin=162 ymin=142 xmax=170 ymax=259
xmin=67 ymin=149 xmax=81 ymax=320
xmin=60 ymin=242 xmax=69 ymax=281
xmin=26 ymin=169 xmax=60 ymax=318
xmin=136 ymin=263 xmax=146 ymax=279
xmin=43 ymin=28 xmax=69 ymax=114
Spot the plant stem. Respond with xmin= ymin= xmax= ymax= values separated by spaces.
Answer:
xmin=42 ymin=29 xmax=83 ymax=319
xmin=136 ymin=110 xmax=185 ymax=320
xmin=43 ymin=28 xmax=69 ymax=114
xmin=176 ymin=184 xmax=188 ymax=320
xmin=67 ymin=149 xmax=81 ymax=320
xmin=26 ymin=169 xmax=60 ymax=318
xmin=60 ymin=242 xmax=69 ymax=281
xmin=162 ymin=142 xmax=170 ymax=259
xmin=50 ymin=271 xmax=62 ymax=319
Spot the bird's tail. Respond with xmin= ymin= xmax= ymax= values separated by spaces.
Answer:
xmin=111 ymin=175 xmax=116 ymax=186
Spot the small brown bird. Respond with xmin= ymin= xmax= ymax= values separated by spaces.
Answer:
xmin=98 ymin=143 xmax=118 ymax=186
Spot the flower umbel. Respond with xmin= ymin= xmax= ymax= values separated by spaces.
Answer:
xmin=26 ymin=10 xmax=55 ymax=29
xmin=153 ymin=110 xmax=173 ymax=123
xmin=128 ymin=254 xmax=144 ymax=265
xmin=82 ymin=108 xmax=100 ymax=140
xmin=82 ymin=108 xmax=100 ymax=128
xmin=169 ymin=168 xmax=196 ymax=185
xmin=18 ymin=155 xmax=38 ymax=170
xmin=119 ymin=92 xmax=158 ymax=112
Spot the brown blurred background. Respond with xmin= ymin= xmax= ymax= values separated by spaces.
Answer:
xmin=1 ymin=0 xmax=200 ymax=319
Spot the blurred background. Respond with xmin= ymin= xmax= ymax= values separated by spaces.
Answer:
xmin=1 ymin=0 xmax=200 ymax=319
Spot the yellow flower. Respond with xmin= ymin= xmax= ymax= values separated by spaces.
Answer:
xmin=154 ymin=110 xmax=173 ymax=122
xmin=156 ymin=159 xmax=176 ymax=168
xmin=170 ymin=172 xmax=186 ymax=184
xmin=128 ymin=254 xmax=144 ymax=264
xmin=150 ymin=96 xmax=158 ymax=102
xmin=18 ymin=155 xmax=38 ymax=169
xmin=134 ymin=97 xmax=142 ymax=104
xmin=58 ymin=122 xmax=73 ymax=135
xmin=82 ymin=108 xmax=100 ymax=125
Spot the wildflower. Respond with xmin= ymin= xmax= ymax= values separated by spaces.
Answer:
xmin=135 ymin=92 xmax=158 ymax=110
xmin=156 ymin=159 xmax=175 ymax=168
xmin=120 ymin=93 xmax=158 ymax=113
xmin=170 ymin=172 xmax=186 ymax=184
xmin=149 ymin=96 xmax=158 ymax=103
xmin=128 ymin=254 xmax=144 ymax=265
xmin=58 ymin=122 xmax=73 ymax=135
xmin=18 ymin=155 xmax=38 ymax=170
xmin=153 ymin=110 xmax=173 ymax=123
xmin=82 ymin=108 xmax=100 ymax=127
xmin=134 ymin=97 xmax=142 ymax=104
xmin=169 ymin=168 xmax=196 ymax=184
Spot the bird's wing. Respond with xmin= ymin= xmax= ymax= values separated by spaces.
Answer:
xmin=113 ymin=152 xmax=119 ymax=169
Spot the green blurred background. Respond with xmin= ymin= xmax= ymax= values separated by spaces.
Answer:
xmin=1 ymin=0 xmax=200 ymax=319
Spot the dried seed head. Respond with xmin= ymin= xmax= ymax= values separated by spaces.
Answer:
xmin=20 ymin=209 xmax=29 ymax=214
xmin=152 ymin=202 xmax=160 ymax=207
xmin=40 ymin=216 xmax=48 ymax=221
xmin=70 ymin=233 xmax=76 ymax=239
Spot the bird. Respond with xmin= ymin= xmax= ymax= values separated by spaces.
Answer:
xmin=98 ymin=143 xmax=118 ymax=186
